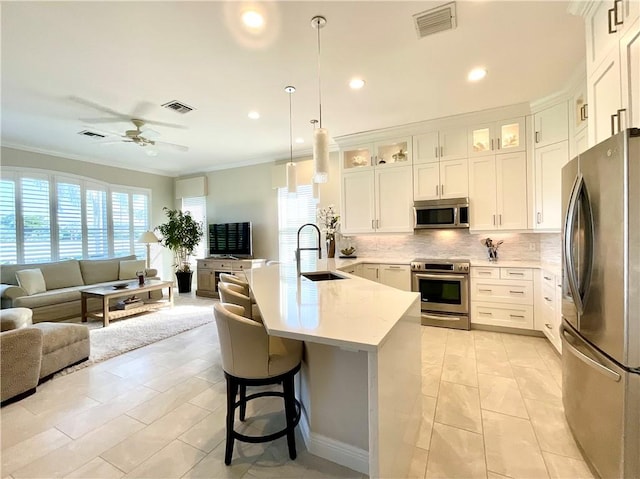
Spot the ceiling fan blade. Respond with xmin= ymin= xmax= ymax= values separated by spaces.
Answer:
xmin=80 ymin=117 xmax=131 ymax=125
xmin=154 ymin=140 xmax=189 ymax=152
xmin=98 ymin=140 xmax=129 ymax=146
xmin=140 ymin=119 xmax=188 ymax=130
xmin=139 ymin=127 xmax=161 ymax=138
xmin=69 ymin=96 xmax=129 ymax=119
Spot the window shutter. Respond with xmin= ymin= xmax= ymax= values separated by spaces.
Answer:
xmin=277 ymin=185 xmax=317 ymax=270
xmin=0 ymin=179 xmax=17 ymax=264
xmin=57 ymin=182 xmax=82 ymax=260
xmin=86 ymin=187 xmax=108 ymax=259
xmin=21 ymin=176 xmax=52 ymax=263
xmin=111 ymin=191 xmax=131 ymax=257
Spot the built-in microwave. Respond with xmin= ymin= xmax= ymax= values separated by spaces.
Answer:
xmin=413 ymin=198 xmax=469 ymax=229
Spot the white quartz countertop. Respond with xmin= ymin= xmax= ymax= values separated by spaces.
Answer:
xmin=244 ymin=261 xmax=420 ymax=352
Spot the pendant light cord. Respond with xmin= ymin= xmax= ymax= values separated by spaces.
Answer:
xmin=288 ymin=90 xmax=293 ymax=162
xmin=316 ymin=19 xmax=323 ymax=128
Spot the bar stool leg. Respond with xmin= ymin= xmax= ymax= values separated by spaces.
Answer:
xmin=282 ymin=372 xmax=297 ymax=460
xmin=225 ymin=376 xmax=238 ymax=465
xmin=239 ymin=384 xmax=247 ymax=421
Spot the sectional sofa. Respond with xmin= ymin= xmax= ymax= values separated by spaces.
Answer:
xmin=0 ymin=255 xmax=160 ymax=322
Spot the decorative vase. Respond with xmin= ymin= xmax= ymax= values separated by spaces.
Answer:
xmin=326 ymin=237 xmax=336 ymax=259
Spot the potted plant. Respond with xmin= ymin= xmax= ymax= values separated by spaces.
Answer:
xmin=156 ymin=207 xmax=204 ymax=293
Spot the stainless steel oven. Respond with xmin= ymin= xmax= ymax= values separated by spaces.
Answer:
xmin=410 ymin=259 xmax=470 ymax=330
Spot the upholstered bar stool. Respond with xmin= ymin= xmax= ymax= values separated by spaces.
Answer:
xmin=219 ymin=273 xmax=251 ymax=296
xmin=218 ymin=282 xmax=261 ymax=322
xmin=213 ymin=302 xmax=303 ymax=465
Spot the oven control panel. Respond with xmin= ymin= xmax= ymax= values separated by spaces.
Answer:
xmin=410 ymin=259 xmax=470 ymax=273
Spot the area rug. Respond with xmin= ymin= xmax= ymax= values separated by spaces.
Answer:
xmin=57 ymin=300 xmax=215 ymax=375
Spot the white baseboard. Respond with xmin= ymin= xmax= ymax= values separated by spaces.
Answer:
xmin=299 ymin=409 xmax=369 ymax=475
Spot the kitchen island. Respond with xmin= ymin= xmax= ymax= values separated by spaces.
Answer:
xmin=244 ymin=260 xmax=421 ymax=478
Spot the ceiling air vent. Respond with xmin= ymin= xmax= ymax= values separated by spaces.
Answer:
xmin=413 ymin=2 xmax=457 ymax=39
xmin=161 ymin=100 xmax=195 ymax=114
xmin=78 ymin=130 xmax=106 ymax=139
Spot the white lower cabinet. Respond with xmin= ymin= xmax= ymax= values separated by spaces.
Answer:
xmin=470 ymin=266 xmax=534 ymax=329
xmin=534 ymin=270 xmax=562 ymax=353
xmin=378 ymin=264 xmax=411 ymax=291
xmin=360 ymin=264 xmax=380 ymax=282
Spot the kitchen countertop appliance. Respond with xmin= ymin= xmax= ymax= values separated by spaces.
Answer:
xmin=410 ymin=259 xmax=470 ymax=330
xmin=561 ymin=128 xmax=640 ymax=479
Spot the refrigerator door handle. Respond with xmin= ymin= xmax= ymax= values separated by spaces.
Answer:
xmin=561 ymin=323 xmax=621 ymax=382
xmin=578 ymin=175 xmax=595 ymax=310
xmin=564 ymin=175 xmax=584 ymax=313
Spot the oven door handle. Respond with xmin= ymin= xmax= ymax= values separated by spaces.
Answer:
xmin=422 ymin=312 xmax=465 ymax=322
xmin=413 ymin=273 xmax=467 ymax=281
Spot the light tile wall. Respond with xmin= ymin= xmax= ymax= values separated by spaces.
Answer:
xmin=345 ymin=230 xmax=561 ymax=264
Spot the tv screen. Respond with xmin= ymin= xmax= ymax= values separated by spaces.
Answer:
xmin=209 ymin=222 xmax=252 ymax=258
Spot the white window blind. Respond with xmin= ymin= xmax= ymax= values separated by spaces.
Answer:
xmin=277 ymin=185 xmax=317 ymax=268
xmin=111 ymin=191 xmax=131 ymax=257
xmin=132 ymin=193 xmax=149 ymax=259
xmin=86 ymin=187 xmax=108 ymax=259
xmin=57 ymin=182 xmax=83 ymax=260
xmin=0 ymin=167 xmax=150 ymax=264
xmin=0 ymin=179 xmax=17 ymax=264
xmin=182 ymin=196 xmax=206 ymax=263
xmin=22 ymin=176 xmax=52 ymax=263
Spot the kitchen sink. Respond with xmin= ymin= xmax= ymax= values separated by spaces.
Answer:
xmin=301 ymin=271 xmax=347 ymax=282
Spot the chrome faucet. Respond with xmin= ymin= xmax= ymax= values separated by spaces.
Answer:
xmin=295 ymin=223 xmax=322 ymax=275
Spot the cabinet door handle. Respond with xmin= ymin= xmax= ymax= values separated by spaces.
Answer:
xmin=376 ymin=219 xmax=380 ymax=228
xmin=544 ymin=323 xmax=553 ymax=330
xmin=493 ymin=214 xmax=496 ymax=225
xmin=544 ymin=296 xmax=553 ymax=301
xmin=608 ymin=7 xmax=618 ymax=33
xmin=579 ymin=105 xmax=585 ymax=122
xmin=535 ymin=131 xmax=541 ymax=143
xmin=499 ymin=214 xmax=502 ymax=225
xmin=435 ymin=146 xmax=439 ymax=158
xmin=491 ymin=138 xmax=494 ymax=150
xmin=611 ymin=113 xmax=619 ymax=135
xmin=441 ymin=184 xmax=444 ymax=195
xmin=537 ymin=212 xmax=542 ymax=224
xmin=440 ymin=146 xmax=444 ymax=157
xmin=617 ymin=108 xmax=626 ymax=131
xmin=583 ymin=103 xmax=588 ymax=119
xmin=497 ymin=138 xmax=501 ymax=150
xmin=544 ymin=276 xmax=552 ymax=280
xmin=436 ymin=185 xmax=439 ymax=196
xmin=614 ymin=0 xmax=623 ymax=25
xmin=372 ymin=219 xmax=375 ymax=229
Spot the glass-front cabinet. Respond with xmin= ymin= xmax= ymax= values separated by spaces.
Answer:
xmin=341 ymin=137 xmax=411 ymax=171
xmin=468 ymin=117 xmax=525 ymax=157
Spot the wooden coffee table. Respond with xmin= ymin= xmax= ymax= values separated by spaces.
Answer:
xmin=81 ymin=279 xmax=174 ymax=327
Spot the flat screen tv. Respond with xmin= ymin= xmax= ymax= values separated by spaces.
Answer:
xmin=208 ymin=222 xmax=253 ymax=258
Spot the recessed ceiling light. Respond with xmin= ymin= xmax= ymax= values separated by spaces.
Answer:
xmin=468 ymin=67 xmax=487 ymax=82
xmin=242 ymin=10 xmax=264 ymax=28
xmin=349 ymin=78 xmax=366 ymax=89
xmin=295 ymin=137 xmax=304 ymax=144
xmin=248 ymin=111 xmax=260 ymax=120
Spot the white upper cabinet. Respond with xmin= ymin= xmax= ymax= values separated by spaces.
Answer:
xmin=413 ymin=128 xmax=467 ymax=164
xmin=469 ymin=152 xmax=527 ymax=231
xmin=534 ymin=140 xmax=570 ymax=231
xmin=341 ymin=137 xmax=411 ymax=171
xmin=620 ymin=17 xmax=640 ymax=129
xmin=413 ymin=159 xmax=468 ymax=201
xmin=588 ymin=47 xmax=623 ymax=144
xmin=341 ymin=166 xmax=413 ymax=234
xmin=533 ymin=102 xmax=569 ymax=148
xmin=468 ymin=117 xmax=526 ymax=157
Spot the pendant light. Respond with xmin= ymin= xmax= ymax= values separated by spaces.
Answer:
xmin=285 ymin=86 xmax=297 ymax=195
xmin=311 ymin=15 xmax=329 ymax=184
xmin=310 ymin=119 xmax=320 ymax=203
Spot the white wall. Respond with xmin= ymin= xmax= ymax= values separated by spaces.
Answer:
xmin=0 ymin=146 xmax=176 ymax=277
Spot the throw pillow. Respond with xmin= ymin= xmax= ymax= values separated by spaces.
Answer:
xmin=15 ymin=268 xmax=47 ymax=295
xmin=119 ymin=259 xmax=146 ymax=280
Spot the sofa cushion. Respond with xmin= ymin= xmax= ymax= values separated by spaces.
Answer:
xmin=16 ymin=269 xmax=47 ymax=295
xmin=79 ymin=255 xmax=135 ymax=284
xmin=119 ymin=259 xmax=146 ymax=280
xmin=40 ymin=260 xmax=85 ymax=290
xmin=14 ymin=287 xmax=82 ymax=309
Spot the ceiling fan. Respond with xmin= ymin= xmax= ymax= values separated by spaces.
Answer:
xmin=100 ymin=119 xmax=189 ymax=154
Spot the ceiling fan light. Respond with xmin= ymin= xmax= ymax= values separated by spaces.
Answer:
xmin=313 ymin=127 xmax=329 ymax=184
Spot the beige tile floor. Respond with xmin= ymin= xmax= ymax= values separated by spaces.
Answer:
xmin=1 ymin=295 xmax=592 ymax=479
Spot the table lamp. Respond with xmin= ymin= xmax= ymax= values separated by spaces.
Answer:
xmin=138 ymin=231 xmax=160 ymax=269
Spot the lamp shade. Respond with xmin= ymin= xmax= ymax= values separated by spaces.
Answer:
xmin=313 ymin=127 xmax=329 ymax=183
xmin=138 ymin=231 xmax=159 ymax=244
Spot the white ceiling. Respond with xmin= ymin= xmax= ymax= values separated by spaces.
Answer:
xmin=1 ymin=1 xmax=585 ymax=177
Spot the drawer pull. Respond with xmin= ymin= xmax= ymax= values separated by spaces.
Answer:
xmin=510 ymin=314 xmax=525 ymax=319
xmin=479 ymin=311 xmax=493 ymax=316
xmin=544 ymin=276 xmax=552 ymax=280
xmin=544 ymin=323 xmax=553 ymax=330
xmin=479 ymin=288 xmax=493 ymax=292
xmin=508 ymin=272 xmax=524 ymax=276
xmin=509 ymin=290 xmax=525 ymax=294
xmin=388 ymin=266 xmax=402 ymax=269
xmin=544 ymin=296 xmax=553 ymax=302
xmin=479 ymin=271 xmax=492 ymax=275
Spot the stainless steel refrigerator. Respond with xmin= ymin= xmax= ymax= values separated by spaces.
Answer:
xmin=561 ymin=128 xmax=640 ymax=479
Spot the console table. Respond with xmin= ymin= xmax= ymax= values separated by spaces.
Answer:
xmin=195 ymin=258 xmax=266 ymax=298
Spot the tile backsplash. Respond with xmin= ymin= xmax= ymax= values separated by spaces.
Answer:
xmin=344 ymin=230 xmax=561 ymax=264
